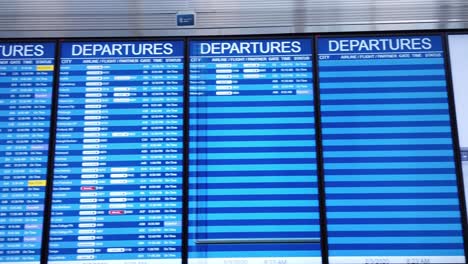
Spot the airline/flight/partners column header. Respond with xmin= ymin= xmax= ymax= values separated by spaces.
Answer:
xmin=188 ymin=38 xmax=322 ymax=264
xmin=48 ymin=41 xmax=184 ymax=264
xmin=318 ymin=35 xmax=465 ymax=264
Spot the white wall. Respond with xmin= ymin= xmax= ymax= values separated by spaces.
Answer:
xmin=449 ymin=34 xmax=468 ymax=219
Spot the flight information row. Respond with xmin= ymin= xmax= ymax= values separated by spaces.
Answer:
xmin=0 ymin=36 xmax=466 ymax=264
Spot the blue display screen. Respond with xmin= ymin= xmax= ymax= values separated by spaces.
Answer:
xmin=0 ymin=42 xmax=55 ymax=264
xmin=318 ymin=35 xmax=466 ymax=264
xmin=48 ymin=41 xmax=184 ymax=264
xmin=189 ymin=39 xmax=322 ymax=264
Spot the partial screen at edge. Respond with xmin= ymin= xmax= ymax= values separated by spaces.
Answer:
xmin=0 ymin=42 xmax=55 ymax=264
xmin=318 ymin=35 xmax=466 ymax=264
xmin=189 ymin=38 xmax=322 ymax=264
xmin=48 ymin=40 xmax=184 ymax=264
xmin=448 ymin=34 xmax=468 ymax=221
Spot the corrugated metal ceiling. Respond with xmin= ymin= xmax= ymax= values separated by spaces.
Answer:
xmin=0 ymin=0 xmax=467 ymax=38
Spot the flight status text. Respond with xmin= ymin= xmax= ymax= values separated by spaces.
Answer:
xmin=48 ymin=41 xmax=184 ymax=264
xmin=0 ymin=42 xmax=55 ymax=264
xmin=188 ymin=39 xmax=322 ymax=264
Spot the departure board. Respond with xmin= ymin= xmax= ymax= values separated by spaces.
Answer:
xmin=0 ymin=42 xmax=55 ymax=264
xmin=189 ymin=39 xmax=321 ymax=264
xmin=48 ymin=41 xmax=184 ymax=264
xmin=318 ymin=35 xmax=466 ymax=264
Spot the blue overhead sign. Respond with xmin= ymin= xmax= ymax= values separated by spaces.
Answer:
xmin=176 ymin=13 xmax=195 ymax=27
